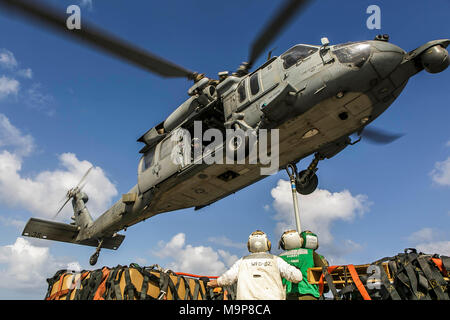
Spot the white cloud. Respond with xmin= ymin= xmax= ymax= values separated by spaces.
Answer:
xmin=270 ymin=179 xmax=371 ymax=262
xmin=218 ymin=249 xmax=239 ymax=268
xmin=0 ymin=151 xmax=118 ymax=220
xmin=407 ymin=228 xmax=450 ymax=256
xmin=0 ymin=49 xmax=51 ymax=114
xmin=430 ymin=156 xmax=450 ymax=186
xmin=207 ymin=236 xmax=244 ymax=249
xmin=25 ymin=83 xmax=55 ymax=116
xmin=407 ymin=227 xmax=435 ymax=243
xmin=0 ymin=114 xmax=117 ymax=221
xmin=0 ymin=216 xmax=26 ymax=229
xmin=18 ymin=68 xmax=33 ymax=79
xmin=0 ymin=237 xmax=76 ymax=296
xmin=0 ymin=113 xmax=34 ymax=157
xmin=416 ymin=241 xmax=450 ymax=256
xmin=79 ymin=0 xmax=93 ymax=10
xmin=0 ymin=49 xmax=18 ymax=69
xmin=0 ymin=76 xmax=19 ymax=98
xmin=154 ymin=233 xmax=239 ymax=276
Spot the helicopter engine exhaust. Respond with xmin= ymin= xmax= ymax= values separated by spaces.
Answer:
xmin=420 ymin=45 xmax=450 ymax=74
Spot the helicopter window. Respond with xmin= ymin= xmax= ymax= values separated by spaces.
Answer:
xmin=250 ymin=73 xmax=260 ymax=95
xmin=281 ymin=45 xmax=318 ymax=69
xmin=333 ymin=42 xmax=371 ymax=67
xmin=237 ymin=81 xmax=247 ymax=102
xmin=143 ymin=149 xmax=155 ymax=171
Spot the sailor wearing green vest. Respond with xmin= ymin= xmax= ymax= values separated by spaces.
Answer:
xmin=279 ymin=230 xmax=328 ymax=300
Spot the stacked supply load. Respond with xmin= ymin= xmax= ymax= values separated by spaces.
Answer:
xmin=308 ymin=248 xmax=449 ymax=300
xmin=45 ymin=263 xmax=236 ymax=300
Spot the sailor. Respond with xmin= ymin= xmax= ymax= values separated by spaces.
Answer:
xmin=207 ymin=230 xmax=302 ymax=300
xmin=278 ymin=230 xmax=327 ymax=300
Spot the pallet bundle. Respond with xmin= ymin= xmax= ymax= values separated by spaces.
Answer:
xmin=308 ymin=248 xmax=449 ymax=300
xmin=45 ymin=264 xmax=236 ymax=300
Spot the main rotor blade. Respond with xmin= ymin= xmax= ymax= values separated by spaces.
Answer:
xmin=248 ymin=0 xmax=311 ymax=67
xmin=0 ymin=0 xmax=196 ymax=79
xmin=362 ymin=127 xmax=404 ymax=145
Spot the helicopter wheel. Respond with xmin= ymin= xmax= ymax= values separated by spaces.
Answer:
xmin=295 ymin=170 xmax=318 ymax=195
xmin=89 ymin=252 xmax=99 ymax=266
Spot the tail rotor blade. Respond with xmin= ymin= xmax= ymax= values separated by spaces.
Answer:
xmin=54 ymin=197 xmax=71 ymax=219
xmin=76 ymin=166 xmax=93 ymax=190
xmin=54 ymin=166 xmax=93 ymax=219
xmin=79 ymin=181 xmax=88 ymax=193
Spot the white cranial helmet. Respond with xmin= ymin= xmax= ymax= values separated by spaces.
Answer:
xmin=279 ymin=230 xmax=303 ymax=250
xmin=247 ymin=230 xmax=271 ymax=253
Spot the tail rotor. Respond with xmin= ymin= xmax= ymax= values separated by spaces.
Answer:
xmin=53 ymin=166 xmax=93 ymax=219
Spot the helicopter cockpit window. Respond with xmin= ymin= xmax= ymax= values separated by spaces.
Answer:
xmin=143 ymin=148 xmax=155 ymax=171
xmin=250 ymin=73 xmax=260 ymax=96
xmin=333 ymin=42 xmax=371 ymax=68
xmin=281 ymin=45 xmax=318 ymax=69
xmin=237 ymin=81 xmax=246 ymax=102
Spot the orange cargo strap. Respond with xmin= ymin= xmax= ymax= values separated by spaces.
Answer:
xmin=318 ymin=266 xmax=338 ymax=296
xmin=47 ymin=273 xmax=69 ymax=300
xmin=175 ymin=272 xmax=218 ymax=279
xmin=93 ymin=267 xmax=111 ymax=300
xmin=431 ymin=258 xmax=448 ymax=277
xmin=47 ymin=271 xmax=90 ymax=300
xmin=223 ymin=289 xmax=228 ymax=301
xmin=347 ymin=264 xmax=371 ymax=300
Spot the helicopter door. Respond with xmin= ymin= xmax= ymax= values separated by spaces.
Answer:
xmin=159 ymin=128 xmax=191 ymax=170
xmin=137 ymin=145 xmax=159 ymax=194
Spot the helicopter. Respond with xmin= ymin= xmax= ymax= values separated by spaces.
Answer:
xmin=4 ymin=0 xmax=448 ymax=265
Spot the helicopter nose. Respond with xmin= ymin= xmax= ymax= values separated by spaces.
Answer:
xmin=368 ymin=41 xmax=405 ymax=78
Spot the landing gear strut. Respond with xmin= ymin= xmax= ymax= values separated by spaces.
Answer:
xmin=294 ymin=153 xmax=323 ymax=195
xmin=284 ymin=155 xmax=322 ymax=232
xmin=89 ymin=239 xmax=103 ymax=266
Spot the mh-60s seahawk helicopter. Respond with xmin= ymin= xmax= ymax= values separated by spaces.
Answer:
xmin=4 ymin=0 xmax=448 ymax=265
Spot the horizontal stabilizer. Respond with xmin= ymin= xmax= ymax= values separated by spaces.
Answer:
xmin=22 ymin=218 xmax=125 ymax=250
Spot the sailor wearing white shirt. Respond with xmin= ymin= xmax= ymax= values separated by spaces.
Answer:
xmin=207 ymin=230 xmax=303 ymax=300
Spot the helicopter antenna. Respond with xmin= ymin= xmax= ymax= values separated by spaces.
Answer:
xmin=267 ymin=47 xmax=277 ymax=61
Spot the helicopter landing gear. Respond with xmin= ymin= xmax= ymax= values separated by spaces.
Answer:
xmin=296 ymin=170 xmax=319 ymax=195
xmin=287 ymin=153 xmax=323 ymax=195
xmin=89 ymin=239 xmax=103 ymax=266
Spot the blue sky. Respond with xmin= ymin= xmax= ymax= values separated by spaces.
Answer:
xmin=0 ymin=0 xmax=449 ymax=299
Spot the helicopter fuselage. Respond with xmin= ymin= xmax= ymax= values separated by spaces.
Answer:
xmin=79 ymin=38 xmax=449 ymax=241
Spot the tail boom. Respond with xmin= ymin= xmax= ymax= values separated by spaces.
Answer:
xmin=22 ymin=218 xmax=125 ymax=250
